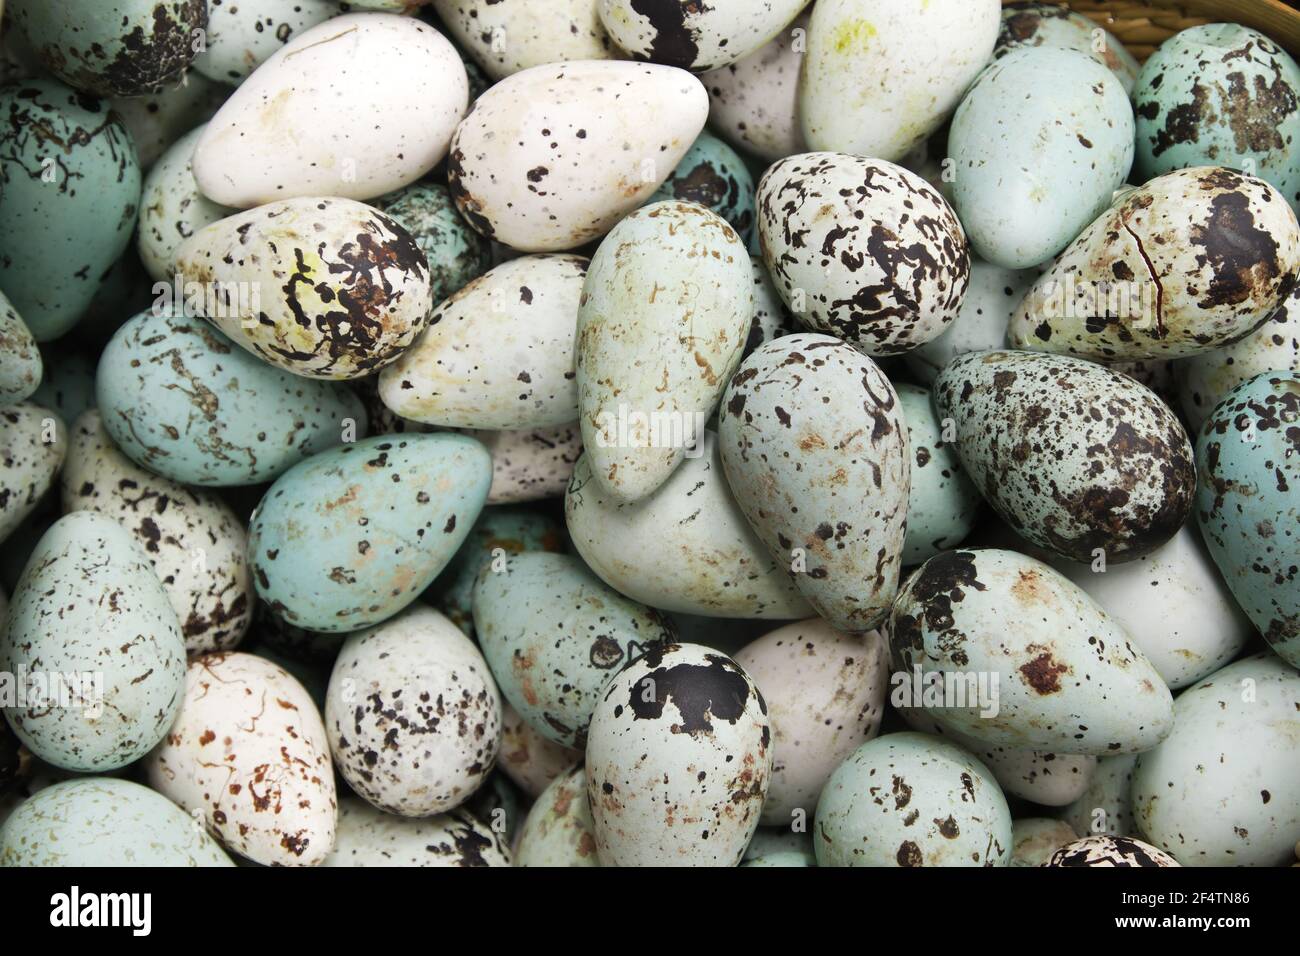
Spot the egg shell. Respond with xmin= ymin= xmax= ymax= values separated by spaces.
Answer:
xmin=718 ymin=333 xmax=910 ymax=630
xmin=949 ymin=47 xmax=1135 ymax=270
xmin=138 ymin=124 xmax=236 ymax=282
xmin=2 ymin=512 xmax=186 ymax=771
xmin=0 ymin=80 xmax=141 ymax=342
xmin=586 ymin=642 xmax=772 ymax=866
xmin=108 ymin=70 xmax=226 ymax=170
xmin=0 ymin=291 xmax=40 ymax=407
xmin=324 ymin=605 xmax=501 ymax=816
xmin=323 ymin=797 xmax=510 ymax=866
xmin=1010 ymin=817 xmax=1078 ymax=867
xmin=650 ymin=131 xmax=756 ymax=243
xmin=497 ymin=702 xmax=582 ymax=798
xmin=890 ymin=548 xmax=1174 ymax=755
xmin=28 ymin=349 xmax=95 ymax=428
xmin=800 ymin=0 xmax=1000 ymax=162
xmin=1195 ymin=372 xmax=1300 ymax=668
xmin=379 ymin=254 xmax=586 ymax=429
xmin=1045 ymin=834 xmax=1179 ymax=867
xmin=1010 ymin=167 xmax=1300 ymax=360
xmin=515 ymin=764 xmax=601 ymax=866
xmin=578 ymin=201 xmax=751 ymax=502
xmin=174 ymin=197 xmax=434 ymax=381
xmin=743 ymin=255 xmax=797 ymax=359
xmin=565 ymin=430 xmax=812 ymax=618
xmin=447 ymin=60 xmax=707 ymax=252
xmin=757 ymin=153 xmax=970 ymax=356
xmin=815 ymin=731 xmax=1011 ymax=867
xmin=995 ymin=3 xmax=1140 ymax=92
xmin=734 ymin=619 xmax=889 ymax=824
xmin=0 ymin=403 xmax=65 ymax=546
xmin=599 ymin=0 xmax=809 ymax=72
xmin=248 ymin=432 xmax=491 ymax=633
xmin=1058 ymin=753 xmax=1138 ymax=838
xmin=0 ymin=777 xmax=232 ymax=866
xmin=61 ymin=409 xmax=253 ymax=655
xmin=743 ymin=824 xmax=815 ymax=862
xmin=193 ymin=14 xmax=466 ymax=206
xmin=897 ymin=383 xmax=980 ymax=565
xmin=195 ymin=0 xmax=344 ymax=85
xmin=462 ymin=423 xmax=585 ymax=505
xmin=432 ymin=0 xmax=613 ymax=80
xmin=374 ymin=181 xmax=493 ymax=307
xmin=474 ymin=551 xmax=674 ymax=749
xmin=934 ymin=349 xmax=1195 ymax=563
xmin=97 ymin=306 xmax=367 ymax=486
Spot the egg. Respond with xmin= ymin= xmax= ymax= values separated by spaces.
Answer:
xmin=446 ymin=60 xmax=707 ymax=252
xmin=933 ymin=350 xmax=1196 ymax=563
xmin=995 ymin=3 xmax=1140 ymax=93
xmin=743 ymin=825 xmax=815 ymax=864
xmin=800 ymin=0 xmax=1000 ymax=162
xmin=598 ymin=0 xmax=809 ymax=72
xmin=1059 ymin=753 xmax=1139 ymax=838
xmin=194 ymin=0 xmax=344 ymax=86
xmin=107 ymin=71 xmax=226 ymax=171
xmin=1045 ymin=834 xmax=1179 ymax=867
xmin=374 ymin=181 xmax=493 ymax=307
xmin=1195 ymin=372 xmax=1300 ymax=668
xmin=0 ymin=777 xmax=232 ymax=866
xmin=891 ymin=548 xmax=1175 ymax=754
xmin=474 ymin=552 xmax=674 ymax=749
xmin=193 ymin=14 xmax=467 ymax=206
xmin=651 ymin=132 xmax=756 ymax=243
xmin=2 ymin=512 xmax=186 ymax=771
xmin=174 ymin=197 xmax=434 ymax=381
xmin=8 ymin=0 xmax=205 ymax=96
xmin=734 ymin=619 xmax=889 ymax=825
xmin=0 ymin=403 xmax=65 ymax=545
xmin=1009 ymin=167 xmax=1300 ymax=360
xmin=146 ymin=652 xmax=337 ymax=866
xmin=248 ymin=432 xmax=491 ymax=633
xmin=464 ymin=423 xmax=585 ymax=505
xmin=586 ymin=642 xmax=772 ymax=866
xmin=515 ymin=765 xmax=601 ymax=866
xmin=565 ymin=431 xmax=812 ymax=618
xmin=138 ymin=124 xmax=236 ymax=282
xmin=323 ymin=797 xmax=511 ymax=867
xmin=897 ymin=383 xmax=981 ymax=565
xmin=1010 ymin=818 xmax=1078 ymax=867
xmin=28 ymin=349 xmax=95 ymax=428
xmin=61 ymin=409 xmax=253 ymax=655
xmin=718 ymin=333 xmax=909 ymax=631
xmin=378 ymin=255 xmax=586 ymax=429
xmin=324 ymin=605 xmax=501 ymax=816
xmin=948 ymin=48 xmax=1135 ymax=270
xmin=757 ymin=153 xmax=970 ymax=355
xmin=0 ymin=80 xmax=141 ymax=342
xmin=96 ymin=306 xmax=367 ymax=486
xmin=0 ymin=292 xmax=40 ymax=407
xmin=497 ymin=702 xmax=582 ymax=799
xmin=815 ymin=731 xmax=1011 ymax=867
xmin=432 ymin=0 xmax=613 ymax=79
xmin=578 ymin=201 xmax=751 ymax=503
xmin=743 ymin=256 xmax=797 ymax=358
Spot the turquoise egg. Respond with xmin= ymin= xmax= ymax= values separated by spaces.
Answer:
xmin=96 ymin=306 xmax=368 ymax=486
xmin=249 ymin=433 xmax=492 ymax=632
xmin=375 ymin=181 xmax=493 ymax=306
xmin=0 ymin=290 xmax=41 ymax=406
xmin=651 ymin=131 xmax=756 ymax=244
xmin=1195 ymin=372 xmax=1300 ymax=668
xmin=896 ymin=383 xmax=981 ymax=565
xmin=28 ymin=348 xmax=96 ymax=425
xmin=0 ymin=80 xmax=141 ymax=341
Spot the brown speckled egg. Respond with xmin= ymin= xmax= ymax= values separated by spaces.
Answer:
xmin=1044 ymin=835 xmax=1179 ymax=867
xmin=323 ymin=797 xmax=511 ymax=867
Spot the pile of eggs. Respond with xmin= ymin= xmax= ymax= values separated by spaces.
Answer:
xmin=0 ymin=0 xmax=1297 ymax=868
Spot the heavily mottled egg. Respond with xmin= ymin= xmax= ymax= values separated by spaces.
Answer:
xmin=248 ymin=433 xmax=491 ymax=633
xmin=757 ymin=153 xmax=970 ymax=355
xmin=193 ymin=14 xmax=467 ymax=206
xmin=1059 ymin=753 xmax=1138 ymax=838
xmin=578 ymin=201 xmax=750 ymax=503
xmin=1195 ymin=372 xmax=1300 ymax=668
xmin=890 ymin=549 xmax=1174 ymax=755
xmin=718 ymin=333 xmax=909 ymax=631
xmin=995 ymin=3 xmax=1140 ymax=92
xmin=474 ymin=552 xmax=674 ymax=749
xmin=934 ymin=350 xmax=1196 ymax=563
xmin=447 ymin=60 xmax=707 ymax=252
xmin=2 ymin=512 xmax=186 ymax=771
xmin=138 ymin=125 xmax=236 ymax=282
xmin=432 ymin=0 xmax=613 ymax=79
xmin=516 ymin=765 xmax=600 ymax=867
xmin=374 ymin=181 xmax=493 ymax=307
xmin=586 ymin=643 xmax=772 ymax=866
xmin=0 ymin=403 xmax=65 ymax=545
xmin=194 ymin=0 xmax=343 ymax=85
xmin=0 ymin=292 xmax=40 ymax=407
xmin=97 ymin=306 xmax=367 ymax=486
xmin=815 ymin=732 xmax=1011 ymax=867
xmin=598 ymin=0 xmax=809 ymax=72
xmin=174 ymin=197 xmax=433 ymax=381
xmin=897 ymin=383 xmax=981 ymax=565
xmin=497 ymin=702 xmax=582 ymax=798
xmin=324 ymin=798 xmax=511 ymax=867
xmin=948 ymin=48 xmax=1135 ymax=270
xmin=324 ymin=605 xmax=501 ymax=816
xmin=651 ymin=132 xmax=755 ymax=243
xmin=1011 ymin=818 xmax=1078 ymax=867
xmin=1045 ymin=834 xmax=1179 ymax=867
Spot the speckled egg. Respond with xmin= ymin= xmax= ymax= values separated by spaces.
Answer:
xmin=0 ymin=292 xmax=40 ymax=407
xmin=1195 ymin=372 xmax=1300 ymax=668
xmin=447 ymin=60 xmax=707 ymax=252
xmin=463 ymin=423 xmax=584 ymax=506
xmin=565 ymin=430 xmax=812 ymax=618
xmin=432 ymin=0 xmax=613 ymax=79
xmin=516 ymin=765 xmax=600 ymax=867
xmin=194 ymin=0 xmax=344 ymax=85
xmin=586 ymin=642 xmax=772 ymax=866
xmin=8 ymin=0 xmax=205 ymax=96
xmin=474 ymin=552 xmax=674 ymax=749
xmin=800 ymin=0 xmax=1000 ymax=162
xmin=192 ymin=14 xmax=467 ymax=206
xmin=0 ymin=80 xmax=141 ymax=342
xmin=323 ymin=798 xmax=510 ymax=867
xmin=743 ymin=255 xmax=797 ymax=359
xmin=248 ymin=433 xmax=491 ymax=633
xmin=578 ymin=201 xmax=750 ymax=503
xmin=934 ymin=350 xmax=1196 ymax=563
xmin=379 ymin=255 xmax=586 ymax=429
xmin=0 ymin=777 xmax=232 ymax=866
xmin=757 ymin=153 xmax=970 ymax=356
xmin=1010 ymin=167 xmax=1300 ymax=360
xmin=1010 ymin=818 xmax=1078 ymax=867
xmin=96 ymin=306 xmax=367 ymax=486
xmin=146 ymin=652 xmax=337 ymax=866
xmin=108 ymin=70 xmax=226 ymax=170
xmin=1059 ymin=753 xmax=1138 ymax=838
xmin=174 ymin=197 xmax=433 ymax=381
xmin=138 ymin=124 xmax=236 ymax=282
xmin=2 ymin=512 xmax=186 ymax=771
xmin=890 ymin=549 xmax=1174 ymax=754
xmin=949 ymin=48 xmax=1135 ymax=270
xmin=498 ymin=702 xmax=582 ymax=798
xmin=374 ymin=181 xmax=493 ymax=307
xmin=650 ymin=132 xmax=755 ymax=243
xmin=897 ymin=383 xmax=980 ymax=565
xmin=718 ymin=333 xmax=909 ymax=631
xmin=61 ymin=409 xmax=253 ymax=655
xmin=815 ymin=731 xmax=1011 ymax=867
xmin=995 ymin=3 xmax=1140 ymax=92
xmin=1045 ymin=834 xmax=1179 ymax=867
xmin=599 ymin=0 xmax=809 ymax=72
xmin=0 ymin=403 xmax=65 ymax=545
